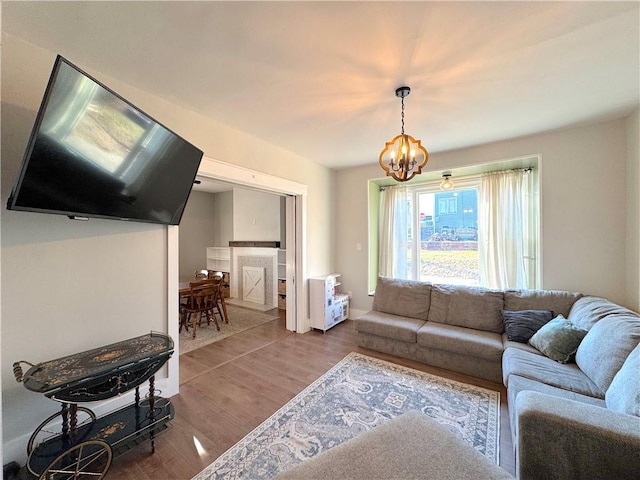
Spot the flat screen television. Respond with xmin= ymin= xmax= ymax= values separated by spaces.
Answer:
xmin=7 ymin=55 xmax=203 ymax=225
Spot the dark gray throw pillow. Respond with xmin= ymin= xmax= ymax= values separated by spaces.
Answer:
xmin=502 ymin=309 xmax=555 ymax=343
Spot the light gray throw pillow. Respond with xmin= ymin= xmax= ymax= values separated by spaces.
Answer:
xmin=605 ymin=344 xmax=640 ymax=416
xmin=528 ymin=315 xmax=588 ymax=364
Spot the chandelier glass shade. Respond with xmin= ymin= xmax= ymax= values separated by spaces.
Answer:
xmin=440 ymin=172 xmax=454 ymax=190
xmin=379 ymin=86 xmax=428 ymax=182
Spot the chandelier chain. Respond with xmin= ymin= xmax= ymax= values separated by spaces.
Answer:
xmin=401 ymin=97 xmax=405 ymax=135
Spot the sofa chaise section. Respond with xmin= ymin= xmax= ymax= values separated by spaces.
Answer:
xmin=503 ymin=296 xmax=640 ymax=479
xmin=516 ymin=390 xmax=640 ymax=480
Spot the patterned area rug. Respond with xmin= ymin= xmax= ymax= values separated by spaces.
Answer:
xmin=179 ymin=305 xmax=279 ymax=354
xmin=192 ymin=352 xmax=500 ymax=480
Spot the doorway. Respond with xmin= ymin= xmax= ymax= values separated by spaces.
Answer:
xmin=192 ymin=156 xmax=306 ymax=333
xmin=167 ymin=155 xmax=307 ymax=349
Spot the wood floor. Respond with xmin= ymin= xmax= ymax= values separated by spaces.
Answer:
xmin=105 ymin=310 xmax=515 ymax=479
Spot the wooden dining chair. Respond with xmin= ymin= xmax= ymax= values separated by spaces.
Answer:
xmin=207 ymin=270 xmax=222 ymax=279
xmin=207 ymin=273 xmax=230 ymax=324
xmin=180 ymin=280 xmax=220 ymax=339
xmin=195 ymin=277 xmax=229 ymax=325
xmin=194 ymin=269 xmax=209 ymax=280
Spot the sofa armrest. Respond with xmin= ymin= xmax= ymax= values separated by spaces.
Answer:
xmin=515 ymin=390 xmax=640 ymax=480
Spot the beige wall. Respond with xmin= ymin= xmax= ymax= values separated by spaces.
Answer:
xmin=232 ymin=188 xmax=281 ymax=242
xmin=1 ymin=34 xmax=334 ymax=463
xmin=336 ymin=117 xmax=635 ymax=312
xmin=179 ymin=191 xmax=221 ymax=278
xmin=212 ymin=191 xmax=234 ymax=247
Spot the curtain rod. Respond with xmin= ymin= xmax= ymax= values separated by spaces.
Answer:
xmin=378 ymin=166 xmax=535 ymax=191
xmin=490 ymin=166 xmax=534 ymax=173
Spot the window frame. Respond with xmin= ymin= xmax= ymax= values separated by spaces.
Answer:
xmin=368 ymin=155 xmax=542 ymax=293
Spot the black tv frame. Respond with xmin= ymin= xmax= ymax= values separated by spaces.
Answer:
xmin=7 ymin=55 xmax=203 ymax=226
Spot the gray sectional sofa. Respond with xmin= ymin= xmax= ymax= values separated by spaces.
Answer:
xmin=355 ymin=276 xmax=640 ymax=479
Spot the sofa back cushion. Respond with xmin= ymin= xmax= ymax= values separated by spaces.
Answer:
xmin=568 ymin=296 xmax=637 ymax=331
xmin=605 ymin=343 xmax=640 ymax=416
xmin=504 ymin=289 xmax=582 ymax=318
xmin=372 ymin=276 xmax=432 ymax=320
xmin=428 ymin=284 xmax=504 ymax=333
xmin=575 ymin=313 xmax=640 ymax=391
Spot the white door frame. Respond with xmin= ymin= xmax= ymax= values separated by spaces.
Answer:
xmin=165 ymin=156 xmax=309 ymax=393
xmin=285 ymin=195 xmax=298 ymax=331
xmin=194 ymin=156 xmax=307 ymax=332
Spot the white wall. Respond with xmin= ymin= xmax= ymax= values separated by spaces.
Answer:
xmin=232 ymin=188 xmax=281 ymax=242
xmin=1 ymin=34 xmax=334 ymax=465
xmin=626 ymin=108 xmax=640 ymax=311
xmin=336 ymin=118 xmax=635 ymax=312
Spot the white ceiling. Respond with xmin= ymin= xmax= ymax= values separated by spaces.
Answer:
xmin=3 ymin=1 xmax=639 ymax=171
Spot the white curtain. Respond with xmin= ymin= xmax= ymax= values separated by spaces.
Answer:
xmin=478 ymin=169 xmax=538 ymax=289
xmin=379 ymin=185 xmax=410 ymax=278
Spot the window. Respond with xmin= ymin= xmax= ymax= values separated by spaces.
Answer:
xmin=374 ymin=160 xmax=540 ymax=291
xmin=416 ymin=184 xmax=480 ymax=285
xmin=438 ymin=197 xmax=458 ymax=215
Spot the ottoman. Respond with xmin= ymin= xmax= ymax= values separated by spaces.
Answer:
xmin=273 ymin=410 xmax=512 ymax=480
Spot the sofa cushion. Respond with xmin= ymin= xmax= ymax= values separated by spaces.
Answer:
xmin=355 ymin=311 xmax=425 ymax=343
xmin=504 ymin=289 xmax=582 ymax=318
xmin=417 ymin=322 xmax=503 ymax=362
xmin=575 ymin=313 xmax=640 ymax=391
xmin=605 ymin=344 xmax=640 ymax=416
xmin=502 ymin=309 xmax=555 ymax=343
xmin=528 ymin=315 xmax=588 ymax=364
xmin=516 ymin=392 xmax=640 ymax=480
xmin=372 ymin=276 xmax=431 ymax=320
xmin=568 ymin=296 xmax=636 ymax=331
xmin=502 ymin=333 xmax=542 ymax=355
xmin=427 ymin=284 xmax=504 ymax=333
xmin=506 ymin=374 xmax=605 ymax=445
xmin=502 ymin=347 xmax=603 ymax=398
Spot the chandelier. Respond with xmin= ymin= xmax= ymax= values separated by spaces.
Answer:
xmin=379 ymin=86 xmax=429 ymax=182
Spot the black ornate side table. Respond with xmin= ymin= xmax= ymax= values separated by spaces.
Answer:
xmin=14 ymin=332 xmax=175 ymax=479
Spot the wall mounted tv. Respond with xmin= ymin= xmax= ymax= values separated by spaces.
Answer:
xmin=7 ymin=55 xmax=204 ymax=225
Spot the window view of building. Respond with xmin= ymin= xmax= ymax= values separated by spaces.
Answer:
xmin=417 ymin=188 xmax=479 ymax=285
